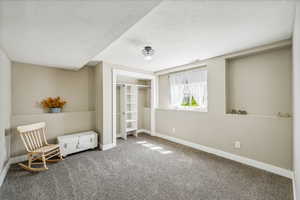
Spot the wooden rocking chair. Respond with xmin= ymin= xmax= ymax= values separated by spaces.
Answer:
xmin=17 ymin=122 xmax=63 ymax=172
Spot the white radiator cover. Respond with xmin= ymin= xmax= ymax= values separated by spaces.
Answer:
xmin=57 ymin=131 xmax=98 ymax=156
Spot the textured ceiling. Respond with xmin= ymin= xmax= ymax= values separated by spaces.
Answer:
xmin=0 ymin=1 xmax=295 ymax=71
xmin=0 ymin=0 xmax=161 ymax=69
xmin=93 ymin=1 xmax=295 ymax=72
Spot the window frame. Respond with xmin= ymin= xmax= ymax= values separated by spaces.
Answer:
xmin=168 ymin=67 xmax=208 ymax=112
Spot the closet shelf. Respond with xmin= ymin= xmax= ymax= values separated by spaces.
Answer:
xmin=126 ymin=119 xmax=137 ymax=122
xmin=120 ymin=84 xmax=139 ymax=139
xmin=126 ymin=128 xmax=137 ymax=132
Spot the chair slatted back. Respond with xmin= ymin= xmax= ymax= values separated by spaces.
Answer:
xmin=17 ymin=122 xmax=48 ymax=152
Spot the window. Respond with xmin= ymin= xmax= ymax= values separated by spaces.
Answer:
xmin=169 ymin=68 xmax=207 ymax=111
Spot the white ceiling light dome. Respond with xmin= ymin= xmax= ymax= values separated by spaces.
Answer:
xmin=142 ymin=46 xmax=155 ymax=60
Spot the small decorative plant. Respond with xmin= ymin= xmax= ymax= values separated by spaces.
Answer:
xmin=41 ymin=97 xmax=67 ymax=113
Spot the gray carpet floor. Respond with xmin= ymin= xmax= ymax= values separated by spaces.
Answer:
xmin=0 ymin=134 xmax=293 ymax=200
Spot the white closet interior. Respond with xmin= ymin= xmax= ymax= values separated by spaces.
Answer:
xmin=116 ymin=75 xmax=151 ymax=140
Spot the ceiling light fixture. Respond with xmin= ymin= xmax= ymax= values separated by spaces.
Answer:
xmin=142 ymin=46 xmax=154 ymax=60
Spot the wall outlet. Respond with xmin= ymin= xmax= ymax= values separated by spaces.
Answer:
xmin=172 ymin=128 xmax=176 ymax=133
xmin=234 ymin=141 xmax=241 ymax=149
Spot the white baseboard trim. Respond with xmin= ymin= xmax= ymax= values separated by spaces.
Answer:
xmin=10 ymin=155 xmax=28 ymax=164
xmin=293 ymin=173 xmax=297 ymax=200
xmin=0 ymin=160 xmax=10 ymax=187
xmin=137 ymin=129 xmax=151 ymax=135
xmin=100 ymin=143 xmax=116 ymax=151
xmin=154 ymin=132 xmax=293 ymax=179
xmin=1 ymin=154 xmax=28 ymax=188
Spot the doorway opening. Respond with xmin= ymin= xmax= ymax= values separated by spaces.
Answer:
xmin=112 ymin=69 xmax=156 ymax=145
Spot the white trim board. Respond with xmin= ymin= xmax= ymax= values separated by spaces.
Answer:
xmin=293 ymin=174 xmax=297 ymax=200
xmin=154 ymin=132 xmax=293 ymax=179
xmin=136 ymin=129 xmax=151 ymax=135
xmin=10 ymin=141 xmax=117 ymax=162
xmin=10 ymin=154 xmax=27 ymax=164
xmin=10 ymin=143 xmax=116 ymax=163
xmin=113 ymin=69 xmax=154 ymax=80
xmin=100 ymin=143 xmax=116 ymax=151
xmin=0 ymin=160 xmax=10 ymax=187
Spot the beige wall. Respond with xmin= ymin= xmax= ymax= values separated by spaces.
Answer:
xmin=143 ymin=107 xmax=151 ymax=130
xmin=11 ymin=62 xmax=96 ymax=156
xmin=156 ymin=42 xmax=292 ymax=170
xmin=138 ymin=88 xmax=150 ymax=130
xmin=226 ymin=47 xmax=292 ymax=116
xmin=0 ymin=47 xmax=11 ymax=176
xmin=293 ymin=2 xmax=300 ymax=198
xmin=12 ymin=62 xmax=95 ymax=115
xmin=158 ymin=75 xmax=170 ymax=108
xmin=11 ymin=111 xmax=95 ymax=157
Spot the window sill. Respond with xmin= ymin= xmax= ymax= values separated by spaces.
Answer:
xmin=156 ymin=107 xmax=208 ymax=113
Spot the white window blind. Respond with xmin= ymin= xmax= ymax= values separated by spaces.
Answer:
xmin=169 ymin=68 xmax=207 ymax=111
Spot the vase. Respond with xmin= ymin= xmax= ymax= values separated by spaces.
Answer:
xmin=49 ymin=107 xmax=62 ymax=113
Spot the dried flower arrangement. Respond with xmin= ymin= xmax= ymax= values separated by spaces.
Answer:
xmin=41 ymin=97 xmax=67 ymax=113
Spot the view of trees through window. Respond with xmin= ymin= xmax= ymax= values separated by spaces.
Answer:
xmin=169 ymin=68 xmax=207 ymax=110
xmin=181 ymin=81 xmax=199 ymax=107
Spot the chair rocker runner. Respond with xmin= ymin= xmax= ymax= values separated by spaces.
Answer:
xmin=17 ymin=122 xmax=63 ymax=172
